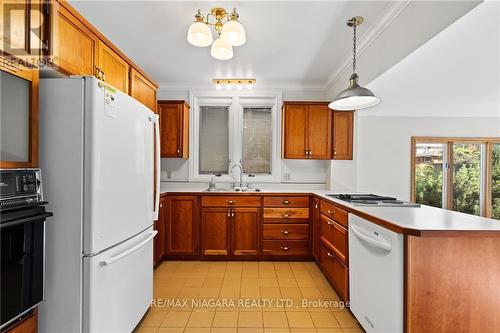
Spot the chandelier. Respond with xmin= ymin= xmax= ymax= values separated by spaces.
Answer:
xmin=187 ymin=7 xmax=246 ymax=61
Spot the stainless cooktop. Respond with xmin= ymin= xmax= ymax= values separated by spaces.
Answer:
xmin=327 ymin=194 xmax=421 ymax=207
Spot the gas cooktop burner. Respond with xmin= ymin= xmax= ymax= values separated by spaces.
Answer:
xmin=327 ymin=194 xmax=421 ymax=207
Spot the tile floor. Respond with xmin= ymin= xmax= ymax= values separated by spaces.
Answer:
xmin=135 ymin=261 xmax=363 ymax=333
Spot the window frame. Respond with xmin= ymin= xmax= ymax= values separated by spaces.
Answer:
xmin=189 ymin=91 xmax=282 ymax=183
xmin=411 ymin=136 xmax=500 ymax=218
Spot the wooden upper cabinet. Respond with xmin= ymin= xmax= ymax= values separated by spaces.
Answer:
xmin=308 ymin=104 xmax=332 ymax=159
xmin=283 ymin=104 xmax=308 ymax=159
xmin=96 ymin=40 xmax=129 ymax=92
xmin=129 ymin=68 xmax=157 ymax=112
xmin=282 ymin=102 xmax=332 ymax=160
xmin=50 ymin=2 xmax=97 ymax=76
xmin=283 ymin=102 xmax=354 ymax=160
xmin=332 ymin=111 xmax=354 ymax=160
xmin=158 ymin=100 xmax=190 ymax=158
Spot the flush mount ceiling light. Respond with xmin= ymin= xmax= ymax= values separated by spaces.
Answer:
xmin=213 ymin=79 xmax=256 ymax=90
xmin=329 ymin=16 xmax=381 ymax=111
xmin=187 ymin=7 xmax=246 ymax=61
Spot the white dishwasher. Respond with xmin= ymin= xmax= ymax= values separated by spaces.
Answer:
xmin=348 ymin=214 xmax=404 ymax=333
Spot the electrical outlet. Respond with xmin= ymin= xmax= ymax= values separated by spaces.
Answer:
xmin=283 ymin=173 xmax=291 ymax=181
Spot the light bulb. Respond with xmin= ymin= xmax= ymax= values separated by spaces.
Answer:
xmin=236 ymin=82 xmax=243 ymax=90
xmin=226 ymin=84 xmax=233 ymax=90
xmin=246 ymin=82 xmax=253 ymax=90
xmin=210 ymin=38 xmax=233 ymax=60
xmin=215 ymin=83 xmax=222 ymax=90
xmin=187 ymin=21 xmax=213 ymax=47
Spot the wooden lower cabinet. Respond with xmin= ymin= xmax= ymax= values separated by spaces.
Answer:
xmin=312 ymin=197 xmax=320 ymax=262
xmin=153 ymin=196 xmax=167 ymax=266
xmin=3 ymin=310 xmax=37 ymax=333
xmin=165 ymin=196 xmax=198 ymax=257
xmin=319 ymin=241 xmax=349 ymax=301
xmin=201 ymin=206 xmax=260 ymax=258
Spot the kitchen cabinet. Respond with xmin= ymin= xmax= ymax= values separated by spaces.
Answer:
xmin=153 ymin=196 xmax=167 ymax=266
xmin=49 ymin=1 xmax=97 ymax=76
xmin=95 ymin=40 xmax=129 ymax=92
xmin=282 ymin=101 xmax=354 ymax=160
xmin=312 ymin=197 xmax=320 ymax=262
xmin=283 ymin=102 xmax=332 ymax=160
xmin=332 ymin=111 xmax=354 ymax=160
xmin=165 ymin=195 xmax=198 ymax=257
xmin=0 ymin=65 xmax=39 ymax=168
xmin=129 ymin=68 xmax=157 ymax=112
xmin=200 ymin=196 xmax=260 ymax=258
xmin=320 ymin=242 xmax=349 ymax=301
xmin=3 ymin=310 xmax=37 ymax=333
xmin=158 ymin=100 xmax=190 ymax=158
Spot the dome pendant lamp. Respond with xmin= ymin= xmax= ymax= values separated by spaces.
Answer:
xmin=329 ymin=16 xmax=380 ymax=111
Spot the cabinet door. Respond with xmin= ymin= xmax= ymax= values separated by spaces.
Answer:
xmin=283 ymin=104 xmax=308 ymax=159
xmin=158 ymin=102 xmax=189 ymax=158
xmin=201 ymin=207 xmax=230 ymax=257
xmin=154 ymin=197 xmax=167 ymax=265
xmin=50 ymin=2 xmax=97 ymax=76
xmin=96 ymin=40 xmax=129 ymax=92
xmin=231 ymin=208 xmax=260 ymax=257
xmin=333 ymin=111 xmax=354 ymax=160
xmin=129 ymin=68 xmax=157 ymax=112
xmin=165 ymin=196 xmax=198 ymax=256
xmin=307 ymin=105 xmax=332 ymax=159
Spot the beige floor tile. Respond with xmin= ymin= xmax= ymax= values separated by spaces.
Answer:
xmin=203 ymin=278 xmax=224 ymax=288
xmin=309 ymin=312 xmax=339 ymax=328
xmin=315 ymin=330 xmax=343 ymax=333
xmin=239 ymin=329 xmax=264 ymax=333
xmin=238 ymin=311 xmax=263 ymax=327
xmin=219 ymin=287 xmax=240 ymax=298
xmin=341 ymin=328 xmax=364 ymax=333
xmin=295 ymin=278 xmax=316 ymax=288
xmin=160 ymin=311 xmax=191 ymax=327
xmin=280 ymin=287 xmax=302 ymax=298
xmin=289 ymin=329 xmax=317 ymax=333
xmin=259 ymin=271 xmax=277 ymax=278
xmin=184 ymin=329 xmax=211 ymax=333
xmin=212 ymin=311 xmax=238 ymax=328
xmin=187 ymin=310 xmax=215 ymax=328
xmin=179 ymin=287 xmax=201 ymax=298
xmin=262 ymin=312 xmax=289 ymax=328
xmin=185 ymin=278 xmax=206 ymax=288
xmin=210 ymin=328 xmax=237 ymax=333
xmin=264 ymin=329 xmax=290 ymax=333
xmin=299 ymin=288 xmax=322 ymax=299
xmin=141 ymin=310 xmax=168 ymax=327
xmin=286 ymin=312 xmax=314 ymax=328
xmin=260 ymin=278 xmax=279 ymax=287
xmin=199 ymin=287 xmax=221 ymax=298
xmin=278 ymin=279 xmax=298 ymax=288
xmin=333 ymin=312 xmax=360 ymax=328
xmin=240 ymin=286 xmax=261 ymax=298
xmin=156 ymin=328 xmax=184 ymax=333
xmin=242 ymin=270 xmax=260 ymax=278
xmin=260 ymin=287 xmax=282 ymax=298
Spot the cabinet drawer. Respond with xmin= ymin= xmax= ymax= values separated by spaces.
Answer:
xmin=319 ymin=215 xmax=348 ymax=265
xmin=263 ymin=196 xmax=309 ymax=207
xmin=263 ymin=240 xmax=309 ymax=256
xmin=263 ymin=224 xmax=309 ymax=240
xmin=320 ymin=242 xmax=349 ymax=301
xmin=263 ymin=208 xmax=309 ymax=220
xmin=201 ymin=196 xmax=261 ymax=207
xmin=320 ymin=201 xmax=348 ymax=228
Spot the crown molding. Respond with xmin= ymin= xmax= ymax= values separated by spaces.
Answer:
xmin=323 ymin=0 xmax=412 ymax=92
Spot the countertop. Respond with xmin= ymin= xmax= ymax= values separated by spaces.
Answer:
xmin=159 ymin=182 xmax=500 ymax=236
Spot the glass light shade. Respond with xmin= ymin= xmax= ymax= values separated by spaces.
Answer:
xmin=187 ymin=21 xmax=213 ymax=47
xmin=246 ymin=82 xmax=253 ymax=90
xmin=226 ymin=84 xmax=233 ymax=90
xmin=211 ymin=38 xmax=233 ymax=60
xmin=220 ymin=20 xmax=246 ymax=46
xmin=328 ymin=74 xmax=380 ymax=110
xmin=236 ymin=83 xmax=243 ymax=90
xmin=215 ymin=83 xmax=222 ymax=90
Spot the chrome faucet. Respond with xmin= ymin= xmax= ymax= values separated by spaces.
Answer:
xmin=230 ymin=164 xmax=244 ymax=188
xmin=208 ymin=175 xmax=217 ymax=191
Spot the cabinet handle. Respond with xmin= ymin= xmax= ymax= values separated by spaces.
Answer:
xmin=333 ymin=149 xmax=337 ymax=156
xmin=315 ymin=203 xmax=319 ymax=209
xmin=282 ymin=214 xmax=291 ymax=218
xmin=281 ymin=246 xmax=289 ymax=251
xmin=160 ymin=203 xmax=163 ymax=208
xmin=282 ymin=200 xmax=290 ymax=205
xmin=281 ymin=230 xmax=290 ymax=235
xmin=177 ymin=148 xmax=180 ymax=156
xmin=327 ymin=221 xmax=334 ymax=226
xmin=327 ymin=252 xmax=334 ymax=258
xmin=101 ymin=71 xmax=106 ymax=81
xmin=327 ymin=210 xmax=334 ymax=215
xmin=231 ymin=211 xmax=235 ymax=217
xmin=226 ymin=200 xmax=236 ymax=205
xmin=309 ymin=148 xmax=312 ymax=156
xmin=227 ymin=210 xmax=231 ymax=217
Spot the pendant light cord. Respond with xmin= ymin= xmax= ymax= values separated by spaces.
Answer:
xmin=352 ymin=24 xmax=357 ymax=74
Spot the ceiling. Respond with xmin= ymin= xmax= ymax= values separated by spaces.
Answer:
xmin=69 ymin=1 xmax=397 ymax=88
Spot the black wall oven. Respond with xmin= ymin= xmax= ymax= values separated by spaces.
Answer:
xmin=0 ymin=169 xmax=52 ymax=329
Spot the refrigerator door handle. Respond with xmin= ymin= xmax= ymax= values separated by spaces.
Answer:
xmin=351 ymin=224 xmax=392 ymax=251
xmin=153 ymin=113 xmax=161 ymax=221
xmin=99 ymin=230 xmax=158 ymax=266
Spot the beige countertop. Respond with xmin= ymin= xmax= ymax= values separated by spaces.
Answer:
xmin=159 ymin=182 xmax=500 ymax=236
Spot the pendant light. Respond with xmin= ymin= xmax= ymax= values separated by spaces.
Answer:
xmin=187 ymin=10 xmax=213 ymax=47
xmin=221 ymin=9 xmax=246 ymax=46
xmin=329 ymin=17 xmax=380 ymax=111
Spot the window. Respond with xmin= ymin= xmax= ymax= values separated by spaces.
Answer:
xmin=412 ymin=137 xmax=500 ymax=219
xmin=191 ymin=95 xmax=280 ymax=181
xmin=242 ymin=107 xmax=272 ymax=174
xmin=199 ymin=106 xmax=229 ymax=174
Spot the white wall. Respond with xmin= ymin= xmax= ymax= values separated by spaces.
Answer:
xmin=331 ymin=0 xmax=500 ymax=198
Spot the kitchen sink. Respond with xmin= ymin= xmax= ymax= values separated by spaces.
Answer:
xmin=203 ymin=188 xmax=262 ymax=192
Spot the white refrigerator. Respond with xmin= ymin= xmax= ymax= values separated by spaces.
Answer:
xmin=38 ymin=77 xmax=160 ymax=333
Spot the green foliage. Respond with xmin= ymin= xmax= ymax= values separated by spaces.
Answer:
xmin=415 ymin=163 xmax=442 ymax=208
xmin=452 ymin=145 xmax=480 ymax=215
xmin=492 ymin=144 xmax=500 ymax=219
